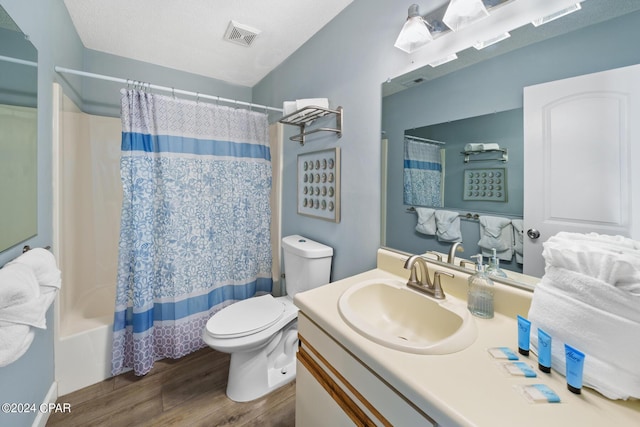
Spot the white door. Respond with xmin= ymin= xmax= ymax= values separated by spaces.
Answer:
xmin=523 ymin=64 xmax=640 ymax=277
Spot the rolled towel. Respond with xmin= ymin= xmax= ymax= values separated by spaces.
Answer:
xmin=464 ymin=143 xmax=484 ymax=151
xmin=478 ymin=216 xmax=513 ymax=261
xmin=542 ymin=232 xmax=640 ymax=293
xmin=296 ymin=98 xmax=329 ymax=110
xmin=435 ymin=210 xmax=462 ymax=242
xmin=414 ymin=207 xmax=436 ymax=235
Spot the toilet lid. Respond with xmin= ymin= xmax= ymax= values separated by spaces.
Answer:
xmin=206 ymin=294 xmax=285 ymax=339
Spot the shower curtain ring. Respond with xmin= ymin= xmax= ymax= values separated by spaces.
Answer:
xmin=172 ymin=87 xmax=176 ymax=99
xmin=196 ymin=92 xmax=200 ymax=104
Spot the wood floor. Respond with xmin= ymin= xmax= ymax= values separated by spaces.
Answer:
xmin=46 ymin=347 xmax=296 ymax=427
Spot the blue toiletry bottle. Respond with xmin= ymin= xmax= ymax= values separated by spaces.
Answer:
xmin=467 ymin=254 xmax=494 ymax=319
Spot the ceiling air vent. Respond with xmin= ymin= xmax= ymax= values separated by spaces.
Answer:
xmin=223 ymin=20 xmax=261 ymax=47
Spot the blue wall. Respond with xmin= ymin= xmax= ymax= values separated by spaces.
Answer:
xmin=0 ymin=1 xmax=250 ymax=425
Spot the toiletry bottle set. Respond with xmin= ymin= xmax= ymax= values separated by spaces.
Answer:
xmin=467 ymin=254 xmax=494 ymax=319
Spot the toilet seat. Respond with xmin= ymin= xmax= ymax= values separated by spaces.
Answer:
xmin=206 ymin=294 xmax=285 ymax=339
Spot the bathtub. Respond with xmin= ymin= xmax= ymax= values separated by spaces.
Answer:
xmin=53 ymin=83 xmax=123 ymax=396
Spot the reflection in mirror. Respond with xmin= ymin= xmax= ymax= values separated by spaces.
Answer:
xmin=381 ymin=0 xmax=640 ymax=287
xmin=0 ymin=5 xmax=38 ymax=252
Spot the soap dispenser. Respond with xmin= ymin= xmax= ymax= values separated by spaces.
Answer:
xmin=485 ymin=248 xmax=508 ymax=279
xmin=467 ymin=254 xmax=494 ymax=319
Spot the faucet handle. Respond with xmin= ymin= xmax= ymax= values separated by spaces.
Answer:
xmin=432 ymin=271 xmax=454 ymax=299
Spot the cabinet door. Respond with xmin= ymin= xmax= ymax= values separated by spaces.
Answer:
xmin=523 ymin=64 xmax=640 ymax=277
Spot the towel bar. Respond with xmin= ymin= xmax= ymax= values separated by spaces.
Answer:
xmin=22 ymin=245 xmax=51 ymax=253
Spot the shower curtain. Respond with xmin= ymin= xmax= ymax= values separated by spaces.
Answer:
xmin=112 ymin=89 xmax=273 ymax=376
xmin=403 ymin=138 xmax=444 ymax=207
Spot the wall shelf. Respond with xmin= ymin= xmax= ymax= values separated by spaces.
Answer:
xmin=279 ymin=106 xmax=343 ymax=145
xmin=461 ymin=148 xmax=508 ymax=163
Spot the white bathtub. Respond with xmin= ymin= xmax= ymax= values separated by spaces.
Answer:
xmin=53 ymin=83 xmax=123 ymax=396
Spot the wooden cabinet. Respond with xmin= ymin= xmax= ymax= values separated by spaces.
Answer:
xmin=296 ymin=313 xmax=436 ymax=426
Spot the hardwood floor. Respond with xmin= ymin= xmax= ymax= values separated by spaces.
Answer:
xmin=47 ymin=347 xmax=296 ymax=427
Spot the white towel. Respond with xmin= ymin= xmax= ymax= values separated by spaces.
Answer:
xmin=478 ymin=216 xmax=513 ymax=261
xmin=435 ymin=210 xmax=462 ymax=242
xmin=0 ymin=324 xmax=34 ymax=367
xmin=543 ymin=232 xmax=640 ymax=294
xmin=0 ymin=262 xmax=56 ymax=329
xmin=528 ymin=266 xmax=640 ymax=399
xmin=0 ymin=263 xmax=39 ymax=309
xmin=6 ymin=248 xmax=61 ymax=289
xmin=511 ymin=220 xmax=524 ymax=264
xmin=464 ymin=143 xmax=500 ymax=151
xmin=414 ymin=207 xmax=436 ymax=235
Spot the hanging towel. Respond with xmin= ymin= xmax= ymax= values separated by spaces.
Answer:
xmin=511 ymin=219 xmax=524 ymax=264
xmin=0 ymin=324 xmax=34 ymax=367
xmin=403 ymin=138 xmax=443 ymax=207
xmin=478 ymin=216 xmax=513 ymax=261
xmin=6 ymin=248 xmax=62 ymax=289
xmin=0 ymin=263 xmax=39 ymax=310
xmin=414 ymin=207 xmax=436 ymax=235
xmin=529 ymin=266 xmax=640 ymax=400
xmin=435 ymin=210 xmax=462 ymax=242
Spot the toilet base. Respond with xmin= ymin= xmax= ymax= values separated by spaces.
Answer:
xmin=225 ymin=321 xmax=298 ymax=402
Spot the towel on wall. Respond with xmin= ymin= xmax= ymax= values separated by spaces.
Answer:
xmin=511 ymin=219 xmax=524 ymax=264
xmin=403 ymin=138 xmax=444 ymax=207
xmin=478 ymin=215 xmax=513 ymax=261
xmin=435 ymin=210 xmax=462 ymax=242
xmin=0 ymin=248 xmax=62 ymax=367
xmin=414 ymin=207 xmax=436 ymax=235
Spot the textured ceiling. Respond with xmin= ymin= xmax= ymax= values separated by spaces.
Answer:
xmin=63 ymin=0 xmax=353 ymax=87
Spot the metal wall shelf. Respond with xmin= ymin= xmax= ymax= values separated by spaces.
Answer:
xmin=279 ymin=106 xmax=343 ymax=145
xmin=461 ymin=148 xmax=508 ymax=163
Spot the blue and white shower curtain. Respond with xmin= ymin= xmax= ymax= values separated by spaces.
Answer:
xmin=403 ymin=138 xmax=444 ymax=207
xmin=112 ymin=89 xmax=273 ymax=376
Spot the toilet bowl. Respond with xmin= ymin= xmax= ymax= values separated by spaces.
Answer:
xmin=202 ymin=235 xmax=333 ymax=402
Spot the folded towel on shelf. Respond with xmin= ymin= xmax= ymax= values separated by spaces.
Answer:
xmin=528 ymin=266 xmax=640 ymax=399
xmin=464 ymin=143 xmax=500 ymax=151
xmin=511 ymin=220 xmax=524 ymax=264
xmin=478 ymin=216 xmax=513 ymax=261
xmin=282 ymin=98 xmax=330 ymax=121
xmin=543 ymin=232 xmax=640 ymax=294
xmin=435 ymin=210 xmax=462 ymax=242
xmin=0 ymin=324 xmax=34 ymax=367
xmin=414 ymin=207 xmax=436 ymax=235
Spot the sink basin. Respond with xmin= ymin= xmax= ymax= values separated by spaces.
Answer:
xmin=338 ymin=279 xmax=477 ymax=354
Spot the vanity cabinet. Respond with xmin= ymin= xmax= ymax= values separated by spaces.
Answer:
xmin=296 ymin=313 xmax=436 ymax=426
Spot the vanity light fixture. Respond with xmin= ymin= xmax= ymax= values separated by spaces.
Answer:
xmin=443 ymin=0 xmax=489 ymax=31
xmin=429 ymin=53 xmax=458 ymax=67
xmin=531 ymin=3 xmax=582 ymax=27
xmin=473 ymin=31 xmax=510 ymax=50
xmin=394 ymin=4 xmax=433 ymax=53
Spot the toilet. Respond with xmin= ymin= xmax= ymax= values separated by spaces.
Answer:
xmin=202 ymin=234 xmax=333 ymax=402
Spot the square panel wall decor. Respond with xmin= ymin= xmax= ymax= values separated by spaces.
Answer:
xmin=297 ymin=147 xmax=341 ymax=222
xmin=463 ymin=168 xmax=508 ymax=202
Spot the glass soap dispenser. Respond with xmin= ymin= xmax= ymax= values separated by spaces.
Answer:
xmin=485 ymin=248 xmax=508 ymax=279
xmin=467 ymin=254 xmax=494 ymax=319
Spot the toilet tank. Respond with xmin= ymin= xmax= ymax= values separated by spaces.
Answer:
xmin=282 ymin=235 xmax=333 ymax=297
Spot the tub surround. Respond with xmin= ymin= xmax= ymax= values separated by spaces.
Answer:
xmin=294 ymin=248 xmax=640 ymax=426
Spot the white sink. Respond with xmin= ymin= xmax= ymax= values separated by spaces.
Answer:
xmin=338 ymin=278 xmax=477 ymax=354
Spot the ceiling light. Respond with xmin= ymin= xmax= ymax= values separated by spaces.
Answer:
xmin=473 ymin=32 xmax=510 ymax=50
xmin=394 ymin=4 xmax=433 ymax=53
xmin=531 ymin=3 xmax=582 ymax=27
xmin=429 ymin=53 xmax=458 ymax=67
xmin=443 ymin=0 xmax=489 ymax=32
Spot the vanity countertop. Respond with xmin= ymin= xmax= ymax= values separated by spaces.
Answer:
xmin=294 ymin=249 xmax=640 ymax=427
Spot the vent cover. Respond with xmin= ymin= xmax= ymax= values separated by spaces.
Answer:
xmin=223 ymin=20 xmax=261 ymax=47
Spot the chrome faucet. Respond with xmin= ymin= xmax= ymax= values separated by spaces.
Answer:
xmin=403 ymin=255 xmax=454 ymax=300
xmin=447 ymin=242 xmax=464 ymax=264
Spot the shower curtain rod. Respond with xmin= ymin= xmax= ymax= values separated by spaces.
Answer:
xmin=54 ymin=66 xmax=284 ymax=113
xmin=0 ymin=54 xmax=37 ymax=68
xmin=405 ymin=135 xmax=447 ymax=145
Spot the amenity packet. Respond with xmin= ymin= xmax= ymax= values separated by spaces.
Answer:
xmin=514 ymin=384 xmax=561 ymax=404
xmin=497 ymin=361 xmax=537 ymax=377
xmin=487 ymin=347 xmax=519 ymax=360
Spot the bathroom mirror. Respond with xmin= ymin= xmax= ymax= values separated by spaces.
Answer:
xmin=0 ymin=5 xmax=38 ymax=252
xmin=381 ymin=0 xmax=640 ymax=286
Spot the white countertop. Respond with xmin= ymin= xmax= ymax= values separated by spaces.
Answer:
xmin=294 ymin=249 xmax=640 ymax=426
